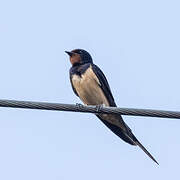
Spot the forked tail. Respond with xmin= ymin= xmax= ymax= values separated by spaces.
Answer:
xmin=134 ymin=139 xmax=159 ymax=165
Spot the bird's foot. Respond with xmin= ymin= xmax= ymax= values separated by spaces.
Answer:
xmin=95 ymin=104 xmax=106 ymax=113
xmin=76 ymin=103 xmax=84 ymax=109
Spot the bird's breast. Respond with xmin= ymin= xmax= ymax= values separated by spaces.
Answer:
xmin=71 ymin=66 xmax=109 ymax=106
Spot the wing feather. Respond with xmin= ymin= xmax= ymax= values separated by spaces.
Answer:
xmin=91 ymin=64 xmax=116 ymax=107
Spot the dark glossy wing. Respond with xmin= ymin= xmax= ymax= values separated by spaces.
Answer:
xmin=91 ymin=64 xmax=116 ymax=107
xmin=92 ymin=65 xmax=158 ymax=164
xmin=92 ymin=64 xmax=136 ymax=145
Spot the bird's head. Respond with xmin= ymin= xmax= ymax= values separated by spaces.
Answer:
xmin=65 ymin=49 xmax=93 ymax=66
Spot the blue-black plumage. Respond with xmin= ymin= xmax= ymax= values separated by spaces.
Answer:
xmin=66 ymin=49 xmax=158 ymax=164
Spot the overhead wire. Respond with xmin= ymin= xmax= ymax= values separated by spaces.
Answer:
xmin=0 ymin=99 xmax=179 ymax=119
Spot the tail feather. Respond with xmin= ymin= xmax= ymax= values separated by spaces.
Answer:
xmin=134 ymin=139 xmax=159 ymax=165
xmin=121 ymin=129 xmax=159 ymax=165
xmin=97 ymin=114 xmax=159 ymax=164
xmin=97 ymin=115 xmax=136 ymax=145
xmin=126 ymin=128 xmax=159 ymax=165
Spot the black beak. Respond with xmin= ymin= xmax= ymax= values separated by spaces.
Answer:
xmin=65 ymin=51 xmax=74 ymax=57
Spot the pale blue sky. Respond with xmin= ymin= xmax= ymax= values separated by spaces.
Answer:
xmin=0 ymin=0 xmax=180 ymax=179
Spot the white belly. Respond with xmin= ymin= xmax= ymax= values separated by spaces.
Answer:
xmin=72 ymin=66 xmax=109 ymax=106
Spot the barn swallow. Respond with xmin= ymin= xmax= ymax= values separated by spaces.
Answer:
xmin=66 ymin=49 xmax=158 ymax=164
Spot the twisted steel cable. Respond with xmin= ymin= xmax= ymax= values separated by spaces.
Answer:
xmin=0 ymin=99 xmax=179 ymax=119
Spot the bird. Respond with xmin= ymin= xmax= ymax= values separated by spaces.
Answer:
xmin=65 ymin=49 xmax=158 ymax=165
